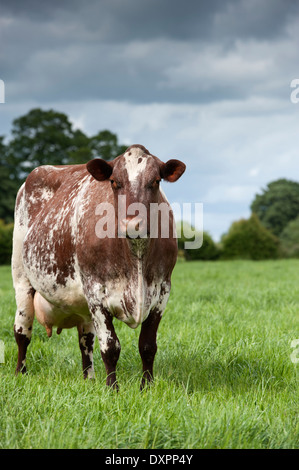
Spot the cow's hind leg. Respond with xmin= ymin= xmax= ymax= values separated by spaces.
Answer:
xmin=12 ymin=186 xmax=35 ymax=374
xmin=77 ymin=322 xmax=96 ymax=379
xmin=139 ymin=308 xmax=162 ymax=390
xmin=13 ymin=281 xmax=35 ymax=375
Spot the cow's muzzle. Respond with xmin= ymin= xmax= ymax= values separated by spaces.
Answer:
xmin=119 ymin=216 xmax=148 ymax=239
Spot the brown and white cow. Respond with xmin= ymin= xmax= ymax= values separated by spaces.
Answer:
xmin=12 ymin=144 xmax=185 ymax=389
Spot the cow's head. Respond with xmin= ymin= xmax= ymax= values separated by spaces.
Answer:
xmin=86 ymin=144 xmax=186 ymax=238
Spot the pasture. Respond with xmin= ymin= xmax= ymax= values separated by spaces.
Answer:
xmin=0 ymin=260 xmax=298 ymax=449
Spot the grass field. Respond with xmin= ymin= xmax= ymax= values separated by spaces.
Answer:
xmin=0 ymin=260 xmax=298 ymax=449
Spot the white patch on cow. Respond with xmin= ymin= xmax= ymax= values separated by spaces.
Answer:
xmin=135 ymin=249 xmax=145 ymax=326
xmin=124 ymin=147 xmax=148 ymax=187
xmin=12 ymin=184 xmax=35 ymax=340
xmin=17 ymin=171 xmax=93 ymax=339
xmin=86 ymin=283 xmax=117 ymax=354
xmin=46 ymin=165 xmax=65 ymax=171
xmin=86 ymin=367 xmax=95 ymax=379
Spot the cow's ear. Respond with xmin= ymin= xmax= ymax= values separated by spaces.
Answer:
xmin=161 ymin=159 xmax=186 ymax=182
xmin=86 ymin=159 xmax=113 ymax=181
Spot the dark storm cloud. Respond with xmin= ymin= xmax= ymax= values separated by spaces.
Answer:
xmin=1 ymin=0 xmax=225 ymax=42
xmin=1 ymin=0 xmax=299 ymax=104
xmin=1 ymin=0 xmax=297 ymax=42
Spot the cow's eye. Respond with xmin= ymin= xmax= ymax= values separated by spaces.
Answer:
xmin=110 ymin=179 xmax=121 ymax=189
xmin=147 ymin=179 xmax=161 ymax=189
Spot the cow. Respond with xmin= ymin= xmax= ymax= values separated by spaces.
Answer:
xmin=12 ymin=144 xmax=186 ymax=389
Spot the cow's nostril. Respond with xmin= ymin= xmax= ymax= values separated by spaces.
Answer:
xmin=121 ymin=217 xmax=147 ymax=239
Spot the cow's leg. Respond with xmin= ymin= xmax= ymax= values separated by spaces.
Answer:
xmin=13 ymin=283 xmax=35 ymax=375
xmin=12 ymin=186 xmax=35 ymax=375
xmin=77 ymin=322 xmax=96 ymax=379
xmin=92 ymin=306 xmax=121 ymax=389
xmin=139 ymin=308 xmax=162 ymax=390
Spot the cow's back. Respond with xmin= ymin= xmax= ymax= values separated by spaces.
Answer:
xmin=24 ymin=164 xmax=86 ymax=225
xmin=19 ymin=164 xmax=91 ymax=306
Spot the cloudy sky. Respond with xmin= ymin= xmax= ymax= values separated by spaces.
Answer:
xmin=1 ymin=0 xmax=299 ymax=240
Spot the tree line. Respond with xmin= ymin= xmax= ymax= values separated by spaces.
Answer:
xmin=1 ymin=108 xmax=299 ymax=263
xmin=0 ymin=108 xmax=127 ymax=224
xmin=179 ymin=179 xmax=299 ymax=261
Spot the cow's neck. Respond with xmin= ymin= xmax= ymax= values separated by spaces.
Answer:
xmin=128 ymin=238 xmax=149 ymax=259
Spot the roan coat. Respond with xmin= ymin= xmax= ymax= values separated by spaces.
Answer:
xmin=12 ymin=144 xmax=186 ymax=389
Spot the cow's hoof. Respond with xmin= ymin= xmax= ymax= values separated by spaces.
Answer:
xmin=15 ymin=366 xmax=27 ymax=376
xmin=83 ymin=368 xmax=95 ymax=380
xmin=107 ymin=380 xmax=119 ymax=392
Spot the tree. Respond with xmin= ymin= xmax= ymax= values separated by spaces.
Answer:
xmin=280 ymin=215 xmax=299 ymax=258
xmin=89 ymin=130 xmax=127 ymax=161
xmin=185 ymin=231 xmax=220 ymax=261
xmin=221 ymin=213 xmax=280 ymax=260
xmin=0 ymin=219 xmax=14 ymax=264
xmin=2 ymin=108 xmax=127 ymax=221
xmin=7 ymin=108 xmax=81 ymax=182
xmin=251 ymin=179 xmax=299 ymax=237
xmin=68 ymin=129 xmax=93 ymax=164
xmin=0 ymin=137 xmax=19 ymax=223
xmin=177 ymin=222 xmax=220 ymax=260
xmin=7 ymin=109 xmax=128 ymax=180
xmin=68 ymin=129 xmax=127 ymax=163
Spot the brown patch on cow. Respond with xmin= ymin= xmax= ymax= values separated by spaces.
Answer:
xmin=78 ymin=328 xmax=95 ymax=379
xmin=14 ymin=327 xmax=30 ymax=375
xmin=27 ymin=287 xmax=36 ymax=298
xmin=138 ymin=308 xmax=162 ymax=390
xmin=84 ymin=332 xmax=94 ymax=354
xmin=123 ymin=290 xmax=135 ymax=316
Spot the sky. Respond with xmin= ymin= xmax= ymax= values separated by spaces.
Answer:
xmin=1 ymin=0 xmax=299 ymax=240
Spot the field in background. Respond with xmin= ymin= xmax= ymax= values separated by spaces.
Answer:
xmin=0 ymin=260 xmax=298 ymax=449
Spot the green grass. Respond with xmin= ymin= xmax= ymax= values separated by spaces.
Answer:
xmin=0 ymin=260 xmax=298 ymax=449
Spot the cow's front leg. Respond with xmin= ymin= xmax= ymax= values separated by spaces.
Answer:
xmin=92 ymin=306 xmax=121 ymax=389
xmin=77 ymin=322 xmax=95 ymax=379
xmin=139 ymin=308 xmax=162 ymax=390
